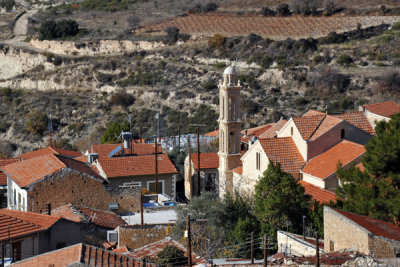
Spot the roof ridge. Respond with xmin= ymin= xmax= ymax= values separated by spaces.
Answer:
xmin=308 ymin=113 xmax=329 ymax=140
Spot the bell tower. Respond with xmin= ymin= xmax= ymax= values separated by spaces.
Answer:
xmin=218 ymin=66 xmax=242 ymax=198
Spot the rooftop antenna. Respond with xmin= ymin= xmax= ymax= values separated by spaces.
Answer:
xmin=128 ymin=114 xmax=132 ymax=134
xmin=48 ymin=114 xmax=55 ymax=148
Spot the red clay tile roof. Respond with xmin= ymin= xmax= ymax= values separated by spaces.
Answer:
xmin=356 ymin=162 xmax=365 ymax=172
xmin=92 ymin=143 xmax=162 ymax=159
xmin=190 ymin=152 xmax=219 ymax=170
xmin=302 ymin=140 xmax=365 ymax=180
xmin=204 ymin=129 xmax=219 ymax=137
xmin=333 ymin=208 xmax=400 ymax=242
xmin=74 ymin=155 xmax=88 ymax=163
xmin=0 ymin=209 xmax=59 ymax=242
xmin=244 ymin=123 xmax=274 ymax=137
xmin=259 ymin=137 xmax=305 ymax=176
xmin=258 ymin=119 xmax=287 ymax=139
xmin=334 ymin=111 xmax=375 ymax=135
xmin=12 ymin=243 xmax=154 ymax=267
xmin=129 ymin=237 xmax=207 ymax=265
xmin=363 ymin=102 xmax=400 ymax=118
xmin=19 ymin=147 xmax=81 ymax=160
xmin=51 ymin=204 xmax=84 ymax=223
xmin=1 ymin=154 xmax=106 ymax=188
xmin=292 ymin=114 xmax=326 ymax=140
xmin=0 ymin=158 xmax=19 ymax=185
xmin=303 ymin=110 xmax=325 ymax=117
xmin=98 ymin=154 xmax=177 ymax=178
xmin=299 ymin=180 xmax=337 ymax=204
xmin=309 ymin=115 xmax=342 ymax=141
xmin=232 ymin=166 xmax=243 ymax=175
xmin=113 ymin=246 xmax=128 ymax=253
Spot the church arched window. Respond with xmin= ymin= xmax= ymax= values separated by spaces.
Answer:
xmin=221 ymin=97 xmax=225 ymax=120
xmin=221 ymin=130 xmax=225 ymax=152
xmin=229 ymin=131 xmax=235 ymax=153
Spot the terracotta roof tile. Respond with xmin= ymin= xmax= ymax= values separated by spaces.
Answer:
xmin=302 ymin=110 xmax=325 ymax=117
xmin=292 ymin=114 xmax=326 ymax=140
xmin=113 ymin=246 xmax=128 ymax=253
xmin=334 ymin=111 xmax=375 ymax=135
xmin=244 ymin=123 xmax=274 ymax=138
xmin=333 ymin=208 xmax=400 ymax=242
xmin=12 ymin=243 xmax=153 ymax=267
xmin=302 ymin=140 xmax=365 ymax=180
xmin=190 ymin=152 xmax=219 ymax=170
xmin=299 ymin=180 xmax=337 ymax=204
xmin=258 ymin=119 xmax=287 ymax=139
xmin=19 ymin=147 xmax=81 ymax=160
xmin=74 ymin=155 xmax=88 ymax=162
xmin=259 ymin=138 xmax=305 ymax=176
xmin=129 ymin=237 xmax=207 ymax=265
xmin=0 ymin=158 xmax=19 ymax=185
xmin=98 ymin=154 xmax=177 ymax=178
xmin=356 ymin=162 xmax=365 ymax=172
xmin=75 ymin=205 xmax=126 ymax=229
xmin=92 ymin=143 xmax=161 ymax=159
xmin=0 ymin=209 xmax=59 ymax=242
xmin=1 ymin=154 xmax=106 ymax=188
xmin=232 ymin=166 xmax=243 ymax=174
xmin=51 ymin=204 xmax=84 ymax=223
xmin=204 ymin=130 xmax=219 ymax=137
xmin=309 ymin=115 xmax=342 ymax=141
xmin=363 ymin=102 xmax=400 ymax=118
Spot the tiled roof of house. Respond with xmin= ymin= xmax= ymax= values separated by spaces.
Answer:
xmin=204 ymin=129 xmax=219 ymax=137
xmin=11 ymin=243 xmax=154 ymax=267
xmin=52 ymin=204 xmax=126 ymax=229
xmin=92 ymin=143 xmax=162 ymax=159
xmin=129 ymin=237 xmax=207 ymax=265
xmin=356 ymin=162 xmax=365 ymax=172
xmin=190 ymin=152 xmax=219 ymax=170
xmin=113 ymin=246 xmax=128 ymax=253
xmin=244 ymin=123 xmax=274 ymax=137
xmin=259 ymin=137 xmax=305 ymax=176
xmin=299 ymin=180 xmax=337 ymax=204
xmin=232 ymin=166 xmax=243 ymax=175
xmin=98 ymin=154 xmax=177 ymax=178
xmin=1 ymin=154 xmax=106 ymax=188
xmin=19 ymin=147 xmax=82 ymax=160
xmin=292 ymin=114 xmax=326 ymax=140
xmin=333 ymin=208 xmax=400 ymax=242
xmin=363 ymin=102 xmax=400 ymax=118
xmin=334 ymin=111 xmax=375 ymax=135
xmin=0 ymin=209 xmax=59 ymax=242
xmin=309 ymin=115 xmax=342 ymax=141
xmin=258 ymin=119 xmax=287 ymax=139
xmin=0 ymin=158 xmax=19 ymax=185
xmin=303 ymin=110 xmax=325 ymax=117
xmin=301 ymin=140 xmax=365 ymax=180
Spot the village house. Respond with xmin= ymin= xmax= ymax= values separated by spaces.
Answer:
xmin=10 ymin=243 xmax=155 ymax=267
xmin=277 ymin=230 xmax=324 ymax=257
xmin=18 ymin=146 xmax=83 ymax=160
xmin=0 ymin=209 xmax=86 ymax=262
xmin=0 ymin=158 xmax=19 ymax=208
xmin=324 ymin=206 xmax=400 ymax=258
xmin=360 ymin=101 xmax=400 ymax=129
xmin=1 ymin=153 xmax=110 ymax=213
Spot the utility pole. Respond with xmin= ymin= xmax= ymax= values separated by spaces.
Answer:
xmin=154 ymin=136 xmax=159 ymax=200
xmin=316 ymin=231 xmax=320 ymax=267
xmin=1 ymin=242 xmax=4 ymax=267
xmin=139 ymin=125 xmax=142 ymax=143
xmin=178 ymin=126 xmax=181 ymax=153
xmin=140 ymin=192 xmax=143 ymax=226
xmin=190 ymin=124 xmax=206 ymax=196
xmin=302 ymin=215 xmax=306 ymax=240
xmin=188 ymin=136 xmax=193 ymax=200
xmin=264 ymin=234 xmax=268 ymax=267
xmin=186 ymin=215 xmax=192 ymax=267
xmin=251 ymin=232 xmax=254 ymax=264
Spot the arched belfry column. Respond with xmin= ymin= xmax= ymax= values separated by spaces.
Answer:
xmin=218 ymin=66 xmax=242 ymax=198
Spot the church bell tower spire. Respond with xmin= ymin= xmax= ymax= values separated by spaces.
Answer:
xmin=218 ymin=65 xmax=242 ymax=198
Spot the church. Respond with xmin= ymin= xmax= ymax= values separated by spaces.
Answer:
xmin=185 ymin=66 xmax=397 ymax=202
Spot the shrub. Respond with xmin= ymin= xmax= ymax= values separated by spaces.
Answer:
xmin=26 ymin=110 xmax=47 ymax=136
xmin=202 ymin=81 xmax=217 ymax=91
xmin=39 ymin=19 xmax=79 ymax=40
xmin=208 ymin=34 xmax=226 ymax=49
xmin=260 ymin=55 xmax=273 ymax=69
xmin=53 ymin=56 xmax=62 ymax=66
xmin=1 ymin=0 xmax=15 ymax=12
xmin=68 ymin=122 xmax=85 ymax=132
xmin=337 ymin=54 xmax=353 ymax=66
xmin=0 ymin=121 xmax=10 ymax=133
xmin=110 ymin=91 xmax=135 ymax=107
xmin=156 ymin=245 xmax=187 ymax=267
xmin=215 ymin=62 xmax=226 ymax=69
xmin=320 ymin=31 xmax=347 ymax=44
xmin=165 ymin=26 xmax=180 ymax=44
xmin=291 ymin=0 xmax=319 ymax=15
xmin=276 ymin=4 xmax=290 ymax=16
xmin=324 ymin=0 xmax=337 ymax=16
xmin=308 ymin=66 xmax=350 ymax=95
xmin=378 ymin=71 xmax=400 ymax=94
xmin=392 ymin=22 xmax=400 ymax=31
xmin=189 ymin=2 xmax=218 ymax=13
xmin=262 ymin=6 xmax=276 ymax=16
xmin=101 ymin=122 xmax=129 ymax=144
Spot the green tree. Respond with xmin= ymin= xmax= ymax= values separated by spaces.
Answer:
xmin=337 ymin=113 xmax=400 ymax=224
xmin=25 ymin=109 xmax=47 ymax=136
xmin=39 ymin=20 xmax=79 ymax=40
xmin=254 ymin=163 xmax=310 ymax=243
xmin=156 ymin=245 xmax=187 ymax=267
xmin=100 ymin=122 xmax=129 ymax=144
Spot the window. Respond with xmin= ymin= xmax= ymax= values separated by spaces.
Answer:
xmin=229 ymin=96 xmax=235 ymax=120
xmin=17 ymin=193 xmax=21 ymax=210
xmin=221 ymin=97 xmax=225 ymax=119
xmin=147 ymin=180 xmax=164 ymax=194
xmin=205 ymin=173 xmax=217 ymax=193
xmin=229 ymin=132 xmax=235 ymax=153
xmin=341 ymin=129 xmax=345 ymax=139
xmin=221 ymin=130 xmax=224 ymax=152
xmin=256 ymin=152 xmax=261 ymax=170
xmin=291 ymin=127 xmax=293 ymax=136
xmin=121 ymin=181 xmax=142 ymax=188
xmin=329 ymin=240 xmax=335 ymax=252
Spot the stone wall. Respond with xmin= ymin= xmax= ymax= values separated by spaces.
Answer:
xmin=27 ymin=169 xmax=140 ymax=214
xmin=277 ymin=231 xmax=323 ymax=257
xmin=369 ymin=235 xmax=400 ymax=258
xmin=29 ymin=39 xmax=164 ymax=56
xmin=118 ymin=224 xmax=170 ymax=250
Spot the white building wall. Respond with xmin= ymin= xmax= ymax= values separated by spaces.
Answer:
xmin=364 ymin=110 xmax=390 ymax=129
xmin=7 ymin=178 xmax=27 ymax=211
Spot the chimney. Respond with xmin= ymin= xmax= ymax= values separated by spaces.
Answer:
xmin=88 ymin=153 xmax=98 ymax=164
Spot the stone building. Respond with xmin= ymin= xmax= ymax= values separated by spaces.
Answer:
xmin=277 ymin=230 xmax=324 ymax=257
xmin=324 ymin=206 xmax=400 ymax=258
xmin=117 ymin=224 xmax=171 ymax=250
xmin=360 ymin=101 xmax=400 ymax=129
